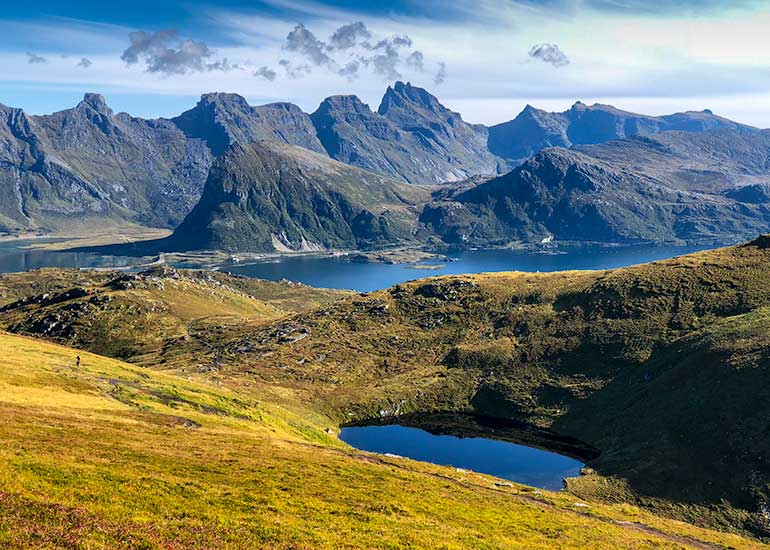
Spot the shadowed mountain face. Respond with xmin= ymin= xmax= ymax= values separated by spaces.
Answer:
xmin=487 ymin=101 xmax=756 ymax=165
xmin=311 ymin=83 xmax=503 ymax=185
xmin=0 ymin=94 xmax=213 ymax=232
xmin=161 ymin=141 xmax=432 ymax=253
xmin=0 ymin=84 xmax=765 ymax=244
xmin=422 ymin=129 xmax=770 ymax=246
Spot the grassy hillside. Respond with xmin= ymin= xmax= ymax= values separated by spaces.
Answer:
xmin=0 ymin=266 xmax=348 ymax=367
xmin=186 ymin=236 xmax=770 ymax=538
xmin=0 ymin=331 xmax=761 ymax=549
xmin=7 ymin=241 xmax=770 ymax=541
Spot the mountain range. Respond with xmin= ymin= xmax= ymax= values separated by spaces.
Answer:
xmin=424 ymin=129 xmax=770 ymax=246
xmin=0 ymin=82 xmax=766 ymax=251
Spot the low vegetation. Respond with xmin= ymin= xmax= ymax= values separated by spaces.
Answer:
xmin=0 ymin=332 xmax=761 ymax=549
xmin=193 ymin=236 xmax=770 ymax=538
xmin=0 ymin=266 xmax=348 ymax=367
xmin=6 ymin=239 xmax=770 ymax=544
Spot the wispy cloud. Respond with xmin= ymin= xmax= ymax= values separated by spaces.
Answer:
xmin=26 ymin=52 xmax=47 ymax=64
xmin=1 ymin=0 xmax=770 ymax=127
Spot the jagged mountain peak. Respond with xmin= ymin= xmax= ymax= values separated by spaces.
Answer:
xmin=76 ymin=93 xmax=112 ymax=115
xmin=316 ymin=94 xmax=371 ymax=113
xmin=198 ymin=92 xmax=251 ymax=110
xmin=378 ymin=80 xmax=446 ymax=117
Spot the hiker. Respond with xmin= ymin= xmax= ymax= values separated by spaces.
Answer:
xmin=76 ymin=355 xmax=81 ymax=368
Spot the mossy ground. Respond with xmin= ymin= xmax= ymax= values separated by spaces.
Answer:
xmin=6 ymin=241 xmax=770 ymax=544
xmin=0 ymin=332 xmax=761 ymax=549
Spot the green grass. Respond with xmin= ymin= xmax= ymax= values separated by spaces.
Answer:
xmin=196 ymin=238 xmax=770 ymax=537
xmin=8 ymin=239 xmax=770 ymax=541
xmin=0 ymin=266 xmax=349 ymax=368
xmin=0 ymin=331 xmax=762 ymax=549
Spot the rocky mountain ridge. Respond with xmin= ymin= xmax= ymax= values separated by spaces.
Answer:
xmin=0 ymin=83 xmax=762 ymax=245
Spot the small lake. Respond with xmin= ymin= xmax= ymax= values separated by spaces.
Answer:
xmin=225 ymin=244 xmax=713 ymax=292
xmin=339 ymin=424 xmax=584 ymax=491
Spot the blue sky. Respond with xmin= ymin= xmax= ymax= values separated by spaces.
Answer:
xmin=2 ymin=0 xmax=770 ymax=126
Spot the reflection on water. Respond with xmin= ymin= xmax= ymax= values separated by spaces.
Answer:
xmin=340 ymin=424 xmax=584 ymax=490
xmin=226 ymin=244 xmax=714 ymax=292
xmin=0 ymin=239 xmax=141 ymax=273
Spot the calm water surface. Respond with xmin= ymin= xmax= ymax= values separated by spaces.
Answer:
xmin=226 ymin=244 xmax=712 ymax=292
xmin=0 ymin=239 xmax=715 ymax=292
xmin=339 ymin=424 xmax=584 ymax=490
xmin=0 ymin=239 xmax=141 ymax=273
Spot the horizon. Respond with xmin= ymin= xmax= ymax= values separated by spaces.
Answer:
xmin=1 ymin=81 xmax=758 ymax=130
xmin=2 ymin=1 xmax=770 ymax=126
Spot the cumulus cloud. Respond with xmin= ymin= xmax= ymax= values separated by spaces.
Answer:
xmin=254 ymin=65 xmax=277 ymax=81
xmin=279 ymin=21 xmax=444 ymax=83
xmin=279 ymin=58 xmax=312 ymax=79
xmin=338 ymin=60 xmax=361 ymax=80
xmin=329 ymin=22 xmax=370 ymax=50
xmin=77 ymin=57 xmax=93 ymax=68
xmin=27 ymin=52 xmax=47 ymax=64
xmin=121 ymin=29 xmax=236 ymax=75
xmin=434 ymin=62 xmax=447 ymax=85
xmin=528 ymin=43 xmax=570 ymax=67
xmin=284 ymin=24 xmax=330 ymax=66
xmin=206 ymin=58 xmax=241 ymax=71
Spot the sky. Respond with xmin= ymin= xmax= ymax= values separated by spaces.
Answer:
xmin=2 ymin=0 xmax=770 ymax=127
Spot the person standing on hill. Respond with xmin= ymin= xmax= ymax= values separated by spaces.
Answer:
xmin=76 ymin=355 xmax=81 ymax=368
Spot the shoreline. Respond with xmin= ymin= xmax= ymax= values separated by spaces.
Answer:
xmin=0 ymin=231 xmax=745 ymax=273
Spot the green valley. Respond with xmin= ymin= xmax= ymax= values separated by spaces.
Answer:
xmin=4 ymin=239 xmax=770 ymax=546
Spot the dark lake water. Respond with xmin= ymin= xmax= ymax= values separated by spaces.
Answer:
xmin=0 ymin=239 xmax=141 ymax=273
xmin=225 ymin=243 xmax=712 ymax=292
xmin=339 ymin=424 xmax=584 ymax=490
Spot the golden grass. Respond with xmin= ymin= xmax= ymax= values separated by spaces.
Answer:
xmin=0 ymin=331 xmax=762 ymax=549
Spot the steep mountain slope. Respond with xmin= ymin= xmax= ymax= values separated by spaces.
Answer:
xmin=0 ymin=94 xmax=212 ymax=232
xmin=183 ymin=237 xmax=770 ymax=537
xmin=171 ymin=92 xmax=326 ymax=156
xmin=159 ymin=140 xmax=433 ymax=252
xmin=311 ymin=84 xmax=503 ymax=184
xmin=423 ymin=129 xmax=770 ymax=246
xmin=377 ymin=81 xmax=503 ymax=179
xmin=0 ymin=85 xmax=763 ymax=242
xmin=488 ymin=100 xmax=756 ymax=164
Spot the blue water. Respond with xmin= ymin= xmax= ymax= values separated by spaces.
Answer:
xmin=225 ymin=244 xmax=712 ymax=292
xmin=340 ymin=424 xmax=584 ymax=490
xmin=0 ymin=239 xmax=141 ymax=273
xmin=0 ymin=238 xmax=714 ymax=293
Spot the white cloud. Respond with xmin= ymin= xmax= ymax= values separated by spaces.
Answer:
xmin=0 ymin=0 xmax=770 ymax=127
